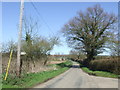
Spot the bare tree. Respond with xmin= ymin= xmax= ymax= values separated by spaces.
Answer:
xmin=21 ymin=17 xmax=60 ymax=73
xmin=108 ymin=33 xmax=120 ymax=57
xmin=2 ymin=40 xmax=17 ymax=54
xmin=62 ymin=4 xmax=117 ymax=66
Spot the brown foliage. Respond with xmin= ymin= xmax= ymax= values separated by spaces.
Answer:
xmin=89 ymin=57 xmax=120 ymax=74
xmin=2 ymin=54 xmax=53 ymax=75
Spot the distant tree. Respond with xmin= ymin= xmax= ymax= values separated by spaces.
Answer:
xmin=69 ymin=49 xmax=86 ymax=60
xmin=111 ymin=40 xmax=120 ymax=56
xmin=69 ymin=50 xmax=78 ymax=59
xmin=32 ymin=36 xmax=60 ymax=65
xmin=62 ymin=4 xmax=117 ymax=66
xmin=108 ymin=33 xmax=120 ymax=57
xmin=2 ymin=40 xmax=17 ymax=54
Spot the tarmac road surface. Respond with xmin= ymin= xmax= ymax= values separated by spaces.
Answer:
xmin=34 ymin=62 xmax=118 ymax=88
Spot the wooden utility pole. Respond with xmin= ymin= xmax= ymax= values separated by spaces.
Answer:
xmin=17 ymin=0 xmax=24 ymax=77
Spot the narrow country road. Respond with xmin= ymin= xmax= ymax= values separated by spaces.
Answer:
xmin=34 ymin=62 xmax=118 ymax=88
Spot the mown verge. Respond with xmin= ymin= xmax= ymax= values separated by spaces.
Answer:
xmin=74 ymin=56 xmax=120 ymax=78
xmin=2 ymin=60 xmax=72 ymax=88
xmin=81 ymin=67 xmax=119 ymax=78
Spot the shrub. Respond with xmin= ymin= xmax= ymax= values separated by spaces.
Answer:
xmin=89 ymin=57 xmax=120 ymax=74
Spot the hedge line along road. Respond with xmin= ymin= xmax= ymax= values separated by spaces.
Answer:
xmin=34 ymin=62 xmax=118 ymax=88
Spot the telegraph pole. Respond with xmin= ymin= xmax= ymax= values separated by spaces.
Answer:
xmin=17 ymin=0 xmax=24 ymax=77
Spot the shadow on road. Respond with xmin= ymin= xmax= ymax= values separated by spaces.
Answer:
xmin=57 ymin=62 xmax=80 ymax=69
xmin=71 ymin=65 xmax=80 ymax=68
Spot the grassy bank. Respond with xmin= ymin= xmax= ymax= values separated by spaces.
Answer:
xmin=81 ymin=67 xmax=119 ymax=78
xmin=2 ymin=60 xmax=72 ymax=88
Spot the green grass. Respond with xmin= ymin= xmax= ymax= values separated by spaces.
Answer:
xmin=81 ymin=67 xmax=119 ymax=78
xmin=2 ymin=60 xmax=72 ymax=88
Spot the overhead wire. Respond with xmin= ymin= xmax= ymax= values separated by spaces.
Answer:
xmin=29 ymin=0 xmax=55 ymax=35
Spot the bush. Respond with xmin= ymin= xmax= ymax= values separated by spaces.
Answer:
xmin=89 ymin=57 xmax=120 ymax=74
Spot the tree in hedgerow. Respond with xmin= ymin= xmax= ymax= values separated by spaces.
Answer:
xmin=2 ymin=40 xmax=17 ymax=55
xmin=108 ymin=33 xmax=120 ymax=57
xmin=21 ymin=17 xmax=60 ymax=73
xmin=62 ymin=4 xmax=117 ymax=66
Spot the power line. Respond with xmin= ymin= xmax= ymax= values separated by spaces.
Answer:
xmin=29 ymin=0 xmax=54 ymax=34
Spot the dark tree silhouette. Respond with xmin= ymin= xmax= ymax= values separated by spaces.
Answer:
xmin=62 ymin=5 xmax=117 ymax=66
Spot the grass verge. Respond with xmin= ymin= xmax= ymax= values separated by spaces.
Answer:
xmin=81 ymin=67 xmax=119 ymax=78
xmin=2 ymin=60 xmax=72 ymax=88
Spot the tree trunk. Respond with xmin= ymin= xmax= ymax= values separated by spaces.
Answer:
xmin=19 ymin=57 xmax=23 ymax=76
xmin=43 ymin=59 xmax=47 ymax=65
xmin=83 ymin=52 xmax=94 ymax=67
xmin=27 ymin=59 xmax=30 ymax=72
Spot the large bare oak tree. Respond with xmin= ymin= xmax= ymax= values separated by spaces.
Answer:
xmin=62 ymin=5 xmax=117 ymax=66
